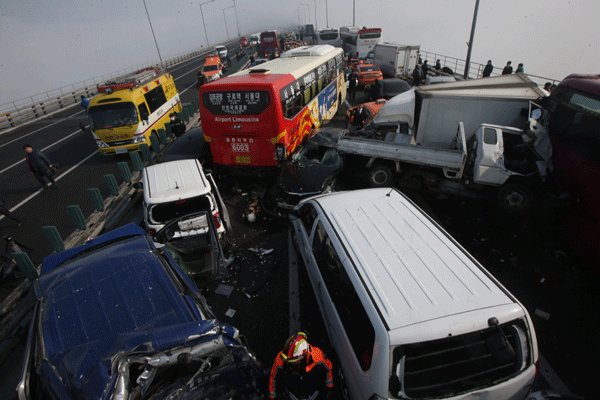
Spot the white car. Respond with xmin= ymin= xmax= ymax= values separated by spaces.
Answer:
xmin=142 ymin=159 xmax=230 ymax=238
xmin=215 ymin=45 xmax=228 ymax=59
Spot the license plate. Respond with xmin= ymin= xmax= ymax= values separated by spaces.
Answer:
xmin=235 ymin=155 xmax=251 ymax=164
xmin=115 ymin=147 xmax=127 ymax=154
xmin=231 ymin=143 xmax=250 ymax=152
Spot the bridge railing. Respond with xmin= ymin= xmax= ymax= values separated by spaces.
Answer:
xmin=420 ymin=50 xmax=561 ymax=86
xmin=0 ymin=38 xmax=240 ymax=133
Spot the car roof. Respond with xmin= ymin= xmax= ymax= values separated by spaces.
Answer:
xmin=309 ymin=188 xmax=515 ymax=331
xmin=36 ymin=224 xmax=213 ymax=399
xmin=143 ymin=159 xmax=211 ymax=204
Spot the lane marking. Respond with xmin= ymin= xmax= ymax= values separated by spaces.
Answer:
xmin=0 ymin=127 xmax=83 ymax=174
xmin=0 ymin=150 xmax=98 ymax=221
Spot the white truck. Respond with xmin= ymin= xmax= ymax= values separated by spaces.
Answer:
xmin=318 ymin=75 xmax=551 ymax=212
xmin=368 ymin=42 xmax=420 ymax=78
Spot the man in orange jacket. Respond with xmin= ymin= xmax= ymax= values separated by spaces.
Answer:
xmin=268 ymin=332 xmax=334 ymax=399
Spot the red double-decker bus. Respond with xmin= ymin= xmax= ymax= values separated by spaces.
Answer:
xmin=199 ymin=45 xmax=346 ymax=169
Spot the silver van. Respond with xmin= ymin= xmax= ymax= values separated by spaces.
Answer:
xmin=290 ymin=188 xmax=538 ymax=399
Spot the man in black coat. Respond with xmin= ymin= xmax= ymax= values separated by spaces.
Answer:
xmin=482 ymin=60 xmax=494 ymax=77
xmin=23 ymin=144 xmax=56 ymax=189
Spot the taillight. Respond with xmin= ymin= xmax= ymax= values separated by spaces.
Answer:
xmin=212 ymin=211 xmax=222 ymax=229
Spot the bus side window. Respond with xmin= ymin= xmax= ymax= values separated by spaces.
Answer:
xmin=138 ymin=103 xmax=150 ymax=122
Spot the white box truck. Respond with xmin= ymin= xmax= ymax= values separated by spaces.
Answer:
xmin=317 ymin=75 xmax=551 ymax=212
xmin=369 ymin=42 xmax=420 ymax=78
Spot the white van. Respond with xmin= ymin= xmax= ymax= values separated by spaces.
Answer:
xmin=290 ymin=188 xmax=538 ymax=400
xmin=142 ymin=159 xmax=229 ymax=236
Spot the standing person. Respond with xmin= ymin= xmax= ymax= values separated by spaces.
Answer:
xmin=268 ymin=332 xmax=333 ymax=400
xmin=502 ymin=61 xmax=513 ymax=75
xmin=516 ymin=63 xmax=524 ymax=73
xmin=23 ymin=144 xmax=56 ymax=189
xmin=435 ymin=59 xmax=441 ymax=70
xmin=80 ymin=95 xmax=90 ymax=110
xmin=348 ymin=71 xmax=358 ymax=100
xmin=421 ymin=60 xmax=429 ymax=82
xmin=482 ymin=60 xmax=494 ymax=77
xmin=0 ymin=198 xmax=21 ymax=226
xmin=543 ymin=82 xmax=552 ymax=92
xmin=352 ymin=104 xmax=368 ymax=129
xmin=412 ymin=64 xmax=422 ymax=86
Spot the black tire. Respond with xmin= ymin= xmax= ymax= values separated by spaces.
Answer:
xmin=150 ymin=131 xmax=158 ymax=149
xmin=497 ymin=182 xmax=533 ymax=214
xmin=368 ymin=164 xmax=393 ymax=187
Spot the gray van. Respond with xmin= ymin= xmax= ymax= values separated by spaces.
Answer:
xmin=289 ymin=188 xmax=538 ymax=399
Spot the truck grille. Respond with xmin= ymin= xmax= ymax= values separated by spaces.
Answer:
xmin=393 ymin=320 xmax=530 ymax=398
xmin=109 ymin=139 xmax=135 ymax=146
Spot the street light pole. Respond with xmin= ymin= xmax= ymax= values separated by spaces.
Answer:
xmin=142 ymin=0 xmax=163 ymax=65
xmin=352 ymin=0 xmax=355 ymax=26
xmin=326 ymin=0 xmax=329 ymax=28
xmin=232 ymin=0 xmax=241 ymax=38
xmin=223 ymin=6 xmax=235 ymax=40
xmin=313 ymin=0 xmax=318 ymax=31
xmin=199 ymin=0 xmax=216 ymax=47
xmin=464 ymin=0 xmax=480 ymax=79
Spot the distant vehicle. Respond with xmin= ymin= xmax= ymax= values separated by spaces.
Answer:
xmin=259 ymin=30 xmax=281 ymax=57
xmin=155 ymin=127 xmax=210 ymax=164
xmin=249 ymin=34 xmax=260 ymax=46
xmin=200 ymin=54 xmax=225 ymax=82
xmin=543 ymin=73 xmax=600 ymax=261
xmin=352 ymin=62 xmax=383 ymax=87
xmin=87 ymin=67 xmax=183 ymax=154
xmin=142 ymin=159 xmax=230 ymax=236
xmin=289 ymin=188 xmax=539 ymax=400
xmin=215 ymin=45 xmax=228 ymax=59
xmin=369 ymin=42 xmax=420 ymax=78
xmin=263 ymin=142 xmax=342 ymax=215
xmin=364 ymin=78 xmax=411 ymax=101
xmin=340 ymin=26 xmax=382 ymax=58
xmin=317 ymin=28 xmax=341 ymax=47
xmin=16 ymin=224 xmax=265 ymax=400
xmin=239 ymin=36 xmax=249 ymax=47
xmin=200 ymin=45 xmax=346 ymax=169
xmin=301 ymin=24 xmax=316 ymax=44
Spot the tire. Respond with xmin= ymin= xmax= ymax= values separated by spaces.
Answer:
xmin=150 ymin=131 xmax=158 ymax=149
xmin=497 ymin=182 xmax=533 ymax=214
xmin=368 ymin=164 xmax=393 ymax=187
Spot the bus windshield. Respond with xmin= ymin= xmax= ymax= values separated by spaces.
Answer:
xmin=360 ymin=32 xmax=381 ymax=39
xmin=203 ymin=91 xmax=270 ymax=115
xmin=88 ymin=102 xmax=138 ymax=129
xmin=320 ymin=32 xmax=339 ymax=40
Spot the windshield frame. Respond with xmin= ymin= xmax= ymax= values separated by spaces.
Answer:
xmin=88 ymin=102 xmax=138 ymax=130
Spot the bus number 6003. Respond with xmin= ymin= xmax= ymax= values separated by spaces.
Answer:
xmin=231 ymin=143 xmax=250 ymax=152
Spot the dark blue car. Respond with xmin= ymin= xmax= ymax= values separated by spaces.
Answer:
xmin=17 ymin=224 xmax=264 ymax=400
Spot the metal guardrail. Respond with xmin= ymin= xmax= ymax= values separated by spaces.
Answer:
xmin=420 ymin=50 xmax=561 ymax=86
xmin=0 ymin=38 xmax=239 ymax=133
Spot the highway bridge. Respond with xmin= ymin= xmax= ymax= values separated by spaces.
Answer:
xmin=0 ymin=35 xmax=594 ymax=400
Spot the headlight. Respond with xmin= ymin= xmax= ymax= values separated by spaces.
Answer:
xmin=96 ymin=140 xmax=109 ymax=148
xmin=132 ymin=136 xmax=146 ymax=144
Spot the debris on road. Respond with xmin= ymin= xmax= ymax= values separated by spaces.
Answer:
xmin=214 ymin=283 xmax=234 ymax=298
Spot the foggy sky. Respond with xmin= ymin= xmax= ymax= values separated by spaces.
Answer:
xmin=1 ymin=0 xmax=598 ymax=105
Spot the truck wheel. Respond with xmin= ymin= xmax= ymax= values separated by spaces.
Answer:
xmin=497 ymin=182 xmax=532 ymax=214
xmin=369 ymin=164 xmax=393 ymax=187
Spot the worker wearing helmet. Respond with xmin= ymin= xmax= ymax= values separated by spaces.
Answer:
xmin=268 ymin=332 xmax=334 ymax=399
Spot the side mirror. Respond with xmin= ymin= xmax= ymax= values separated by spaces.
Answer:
xmin=79 ymin=122 xmax=89 ymax=131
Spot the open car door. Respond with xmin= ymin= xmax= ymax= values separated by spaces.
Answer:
xmin=155 ymin=211 xmax=227 ymax=280
xmin=206 ymin=172 xmax=232 ymax=233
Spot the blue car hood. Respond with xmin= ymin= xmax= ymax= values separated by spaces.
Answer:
xmin=35 ymin=224 xmax=217 ymax=399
